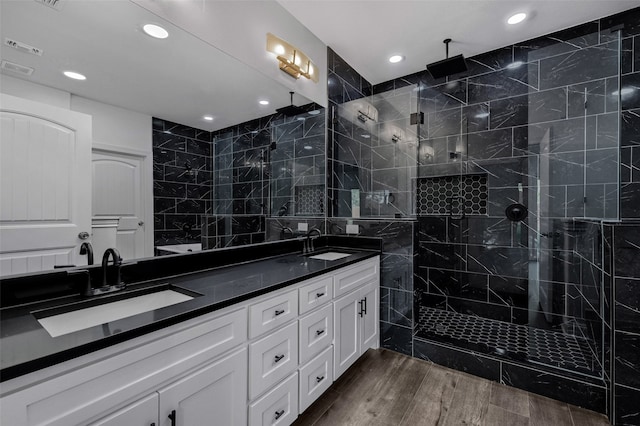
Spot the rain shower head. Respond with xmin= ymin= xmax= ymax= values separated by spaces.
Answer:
xmin=426 ymin=38 xmax=468 ymax=79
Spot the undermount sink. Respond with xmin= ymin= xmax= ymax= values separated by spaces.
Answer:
xmin=35 ymin=286 xmax=198 ymax=338
xmin=307 ymin=252 xmax=352 ymax=261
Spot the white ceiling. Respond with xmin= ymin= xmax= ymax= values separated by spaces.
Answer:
xmin=1 ymin=1 xmax=638 ymax=132
xmin=278 ymin=0 xmax=639 ymax=85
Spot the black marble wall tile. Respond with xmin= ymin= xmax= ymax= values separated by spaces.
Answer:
xmin=600 ymin=7 xmax=640 ymax=40
xmin=468 ymin=64 xmax=538 ymax=104
xmin=621 ymin=72 xmax=640 ymax=110
xmin=467 ymin=129 xmax=512 ymax=160
xmin=616 ymin=278 xmax=640 ymax=334
xmin=515 ymin=21 xmax=600 ymax=62
xmin=467 ymin=245 xmax=528 ymax=278
xmin=465 ymin=46 xmax=514 ymax=75
xmin=539 ymin=41 xmax=619 ymax=90
xmin=381 ymin=322 xmax=412 ymax=356
xmin=622 ymin=109 xmax=640 ymax=147
xmin=489 ymin=275 xmax=528 ymax=308
xmin=501 ymin=362 xmax=607 ymax=413
xmin=615 ymin=331 xmax=640 ymax=389
xmin=615 ymin=384 xmax=640 ymax=426
xmin=413 ymin=338 xmax=501 ymax=382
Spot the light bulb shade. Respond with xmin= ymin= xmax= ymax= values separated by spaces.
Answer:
xmin=267 ymin=33 xmax=318 ymax=83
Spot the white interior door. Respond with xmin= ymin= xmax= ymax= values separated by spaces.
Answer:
xmin=0 ymin=93 xmax=91 ymax=276
xmin=92 ymin=150 xmax=146 ymax=260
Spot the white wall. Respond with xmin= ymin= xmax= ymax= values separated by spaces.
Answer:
xmin=0 ymin=74 xmax=70 ymax=109
xmin=132 ymin=0 xmax=328 ymax=108
xmin=70 ymin=97 xmax=152 ymax=154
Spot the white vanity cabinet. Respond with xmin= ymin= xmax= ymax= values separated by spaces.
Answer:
xmin=333 ymin=278 xmax=379 ymax=379
xmin=0 ymin=255 xmax=380 ymax=426
xmin=0 ymin=307 xmax=248 ymax=426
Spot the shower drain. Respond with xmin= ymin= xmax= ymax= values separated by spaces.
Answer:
xmin=416 ymin=306 xmax=599 ymax=375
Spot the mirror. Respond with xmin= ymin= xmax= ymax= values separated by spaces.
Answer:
xmin=0 ymin=0 xmax=320 ymax=274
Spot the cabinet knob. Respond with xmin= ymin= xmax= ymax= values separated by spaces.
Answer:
xmin=316 ymin=292 xmax=325 ymax=298
xmin=274 ymin=354 xmax=285 ymax=363
xmin=78 ymin=231 xmax=90 ymax=240
xmin=316 ymin=375 xmax=325 ymax=383
xmin=275 ymin=409 xmax=285 ymax=420
xmin=316 ymin=329 xmax=325 ymax=336
xmin=274 ymin=309 xmax=285 ymax=316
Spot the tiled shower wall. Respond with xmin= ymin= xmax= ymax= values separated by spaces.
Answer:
xmin=152 ymin=118 xmax=213 ymax=246
xmin=370 ymin=7 xmax=640 ymax=424
xmin=152 ymin=104 xmax=324 ymax=250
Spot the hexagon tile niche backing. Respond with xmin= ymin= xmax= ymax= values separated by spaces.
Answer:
xmin=416 ymin=175 xmax=488 ymax=216
xmin=295 ymin=185 xmax=324 ymax=215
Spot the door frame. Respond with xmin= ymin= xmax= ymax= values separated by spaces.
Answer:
xmin=92 ymin=142 xmax=153 ymax=259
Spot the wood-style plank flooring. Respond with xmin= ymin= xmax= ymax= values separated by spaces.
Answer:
xmin=293 ymin=349 xmax=610 ymax=426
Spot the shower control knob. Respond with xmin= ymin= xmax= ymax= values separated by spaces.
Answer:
xmin=78 ymin=232 xmax=90 ymax=240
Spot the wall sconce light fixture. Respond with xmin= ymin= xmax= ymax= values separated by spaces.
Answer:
xmin=266 ymin=33 xmax=318 ymax=83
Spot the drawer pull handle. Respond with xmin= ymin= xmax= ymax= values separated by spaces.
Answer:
xmin=168 ymin=410 xmax=176 ymax=426
xmin=274 ymin=354 xmax=285 ymax=363
xmin=316 ymin=292 xmax=325 ymax=298
xmin=316 ymin=329 xmax=325 ymax=336
xmin=362 ymin=296 xmax=367 ymax=315
xmin=358 ymin=299 xmax=364 ymax=317
xmin=275 ymin=409 xmax=285 ymax=420
xmin=275 ymin=309 xmax=285 ymax=316
xmin=316 ymin=375 xmax=325 ymax=383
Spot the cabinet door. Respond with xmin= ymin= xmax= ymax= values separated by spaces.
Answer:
xmin=89 ymin=394 xmax=158 ymax=426
xmin=333 ymin=289 xmax=361 ymax=379
xmin=359 ymin=281 xmax=379 ymax=351
xmin=158 ymin=347 xmax=247 ymax=426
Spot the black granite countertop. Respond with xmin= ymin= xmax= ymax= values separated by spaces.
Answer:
xmin=0 ymin=236 xmax=381 ymax=382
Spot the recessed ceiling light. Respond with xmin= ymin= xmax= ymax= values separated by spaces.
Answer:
xmin=308 ymin=110 xmax=320 ymax=115
xmin=63 ymin=71 xmax=86 ymax=80
xmin=507 ymin=61 xmax=524 ymax=69
xmin=203 ymin=115 xmax=214 ymax=121
xmin=259 ymin=100 xmax=269 ymax=105
xmin=389 ymin=55 xmax=404 ymax=63
xmin=507 ymin=12 xmax=527 ymax=25
xmin=143 ymin=24 xmax=169 ymax=39
xmin=304 ymin=145 xmax=313 ymax=150
xmin=475 ymin=112 xmax=490 ymax=119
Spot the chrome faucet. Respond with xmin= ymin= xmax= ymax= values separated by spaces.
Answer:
xmin=304 ymin=228 xmax=322 ymax=254
xmin=80 ymin=242 xmax=94 ymax=265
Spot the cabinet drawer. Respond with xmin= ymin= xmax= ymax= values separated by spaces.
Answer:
xmin=298 ymin=275 xmax=333 ymax=315
xmin=249 ymin=322 xmax=299 ymax=400
xmin=299 ymin=346 xmax=333 ymax=413
xmin=333 ymin=257 xmax=379 ymax=298
xmin=249 ymin=290 xmax=298 ymax=339
xmin=249 ymin=372 xmax=299 ymax=426
xmin=299 ymin=304 xmax=333 ymax=365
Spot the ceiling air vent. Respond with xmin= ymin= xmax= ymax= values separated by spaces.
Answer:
xmin=1 ymin=60 xmax=35 ymax=76
xmin=34 ymin=0 xmax=62 ymax=10
xmin=4 ymin=39 xmax=43 ymax=56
